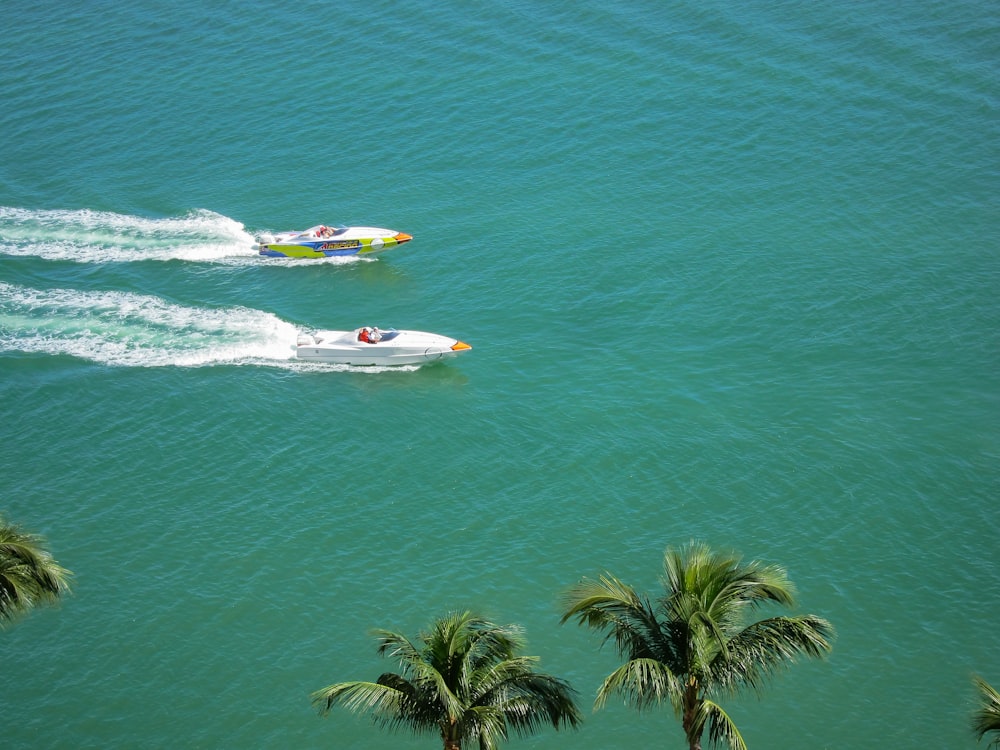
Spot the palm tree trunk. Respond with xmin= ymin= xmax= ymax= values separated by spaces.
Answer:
xmin=441 ymin=718 xmax=461 ymax=750
xmin=682 ymin=681 xmax=702 ymax=750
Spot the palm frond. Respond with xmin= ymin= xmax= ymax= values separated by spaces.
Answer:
xmin=697 ymin=698 xmax=748 ymax=750
xmin=463 ymin=617 xmax=525 ymax=676
xmin=372 ymin=628 xmax=426 ymax=670
xmin=560 ymin=574 xmax=670 ymax=663
xmin=972 ymin=675 xmax=1000 ymax=747
xmin=736 ymin=562 xmax=797 ymax=608
xmin=314 ymin=612 xmax=581 ymax=747
xmin=560 ymin=574 xmax=643 ymax=627
xmin=457 ymin=672 xmax=580 ymax=750
xmin=463 ymin=703 xmax=509 ymax=750
xmin=476 ymin=667 xmax=583 ymax=732
xmin=664 ymin=542 xmax=796 ymax=627
xmin=711 ymin=615 xmax=833 ymax=693
xmin=564 ymin=541 xmax=832 ymax=750
xmin=471 ymin=655 xmax=541 ymax=699
xmin=594 ymin=657 xmax=683 ymax=711
xmin=0 ymin=518 xmax=72 ymax=624
xmin=310 ymin=679 xmax=406 ymax=716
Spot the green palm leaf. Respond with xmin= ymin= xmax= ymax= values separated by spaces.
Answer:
xmin=560 ymin=574 xmax=675 ymax=666
xmin=711 ymin=615 xmax=833 ymax=693
xmin=313 ymin=611 xmax=581 ymax=749
xmin=0 ymin=516 xmax=72 ymax=625
xmin=973 ymin=675 xmax=1000 ymax=748
xmin=594 ymin=657 xmax=683 ymax=711
xmin=695 ymin=698 xmax=748 ymax=750
xmin=562 ymin=541 xmax=833 ymax=750
xmin=310 ymin=678 xmax=405 ymax=716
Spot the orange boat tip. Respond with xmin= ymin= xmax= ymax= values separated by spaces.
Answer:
xmin=394 ymin=232 xmax=413 ymax=243
xmin=451 ymin=341 xmax=472 ymax=351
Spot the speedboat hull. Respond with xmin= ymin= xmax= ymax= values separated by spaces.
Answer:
xmin=296 ymin=329 xmax=471 ymax=366
xmin=255 ymin=225 xmax=412 ymax=258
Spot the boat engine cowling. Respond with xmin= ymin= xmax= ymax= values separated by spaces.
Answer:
xmin=296 ymin=333 xmax=315 ymax=347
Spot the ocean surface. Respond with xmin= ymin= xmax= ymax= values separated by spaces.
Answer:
xmin=2 ymin=2 xmax=997 ymax=748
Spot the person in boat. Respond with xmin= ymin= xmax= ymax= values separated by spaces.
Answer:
xmin=358 ymin=327 xmax=382 ymax=344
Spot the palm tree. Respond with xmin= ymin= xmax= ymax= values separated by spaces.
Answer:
xmin=973 ymin=675 xmax=1000 ymax=747
xmin=560 ymin=540 xmax=833 ymax=750
xmin=0 ymin=515 xmax=72 ymax=625
xmin=311 ymin=610 xmax=582 ymax=749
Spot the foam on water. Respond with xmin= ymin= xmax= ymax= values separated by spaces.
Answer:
xmin=0 ymin=206 xmax=257 ymax=263
xmin=0 ymin=281 xmax=423 ymax=372
xmin=0 ymin=281 xmax=295 ymax=367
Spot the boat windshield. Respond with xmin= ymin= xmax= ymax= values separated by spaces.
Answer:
xmin=302 ymin=225 xmax=349 ymax=238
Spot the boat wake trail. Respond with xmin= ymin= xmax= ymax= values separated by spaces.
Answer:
xmin=0 ymin=281 xmax=299 ymax=368
xmin=0 ymin=206 xmax=258 ymax=264
xmin=0 ymin=282 xmax=417 ymax=371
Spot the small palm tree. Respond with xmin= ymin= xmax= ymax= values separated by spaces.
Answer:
xmin=311 ymin=610 xmax=582 ymax=749
xmin=0 ymin=515 xmax=72 ymax=626
xmin=560 ymin=540 xmax=833 ymax=750
xmin=973 ymin=675 xmax=1000 ymax=747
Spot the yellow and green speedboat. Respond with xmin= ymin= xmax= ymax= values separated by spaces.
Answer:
xmin=255 ymin=224 xmax=412 ymax=258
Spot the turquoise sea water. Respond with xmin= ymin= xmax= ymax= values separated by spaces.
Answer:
xmin=2 ymin=2 xmax=997 ymax=748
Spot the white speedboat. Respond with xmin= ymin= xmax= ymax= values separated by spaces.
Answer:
xmin=255 ymin=225 xmax=412 ymax=258
xmin=295 ymin=328 xmax=471 ymax=366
